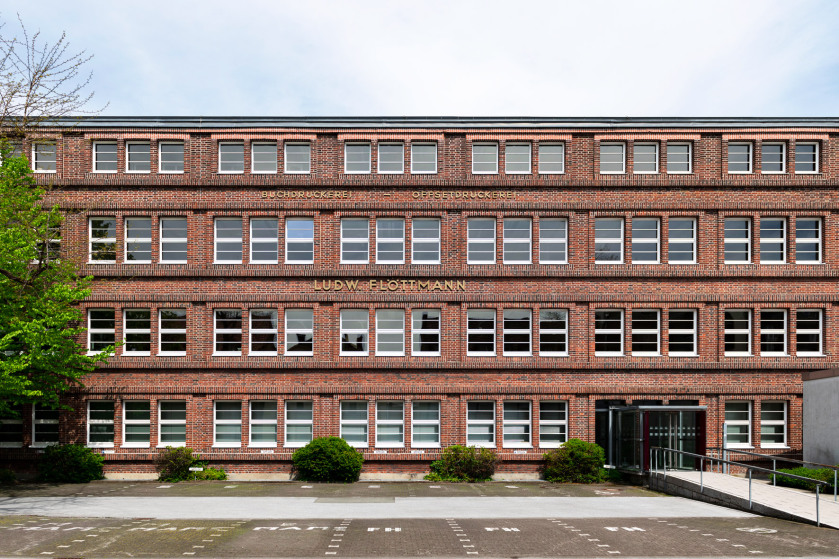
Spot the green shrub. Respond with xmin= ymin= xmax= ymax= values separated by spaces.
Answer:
xmin=542 ymin=439 xmax=605 ymax=483
xmin=153 ymin=446 xmax=226 ymax=482
xmin=0 ymin=468 xmax=16 ymax=485
xmin=194 ymin=466 xmax=227 ymax=481
xmin=773 ymin=466 xmax=836 ymax=493
xmin=425 ymin=445 xmax=500 ymax=482
xmin=291 ymin=437 xmax=364 ymax=482
xmin=38 ymin=444 xmax=105 ymax=483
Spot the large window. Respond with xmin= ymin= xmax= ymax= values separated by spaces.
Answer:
xmin=214 ymin=309 xmax=242 ymax=356
xmin=759 ymin=218 xmax=786 ymax=264
xmin=760 ymin=402 xmax=787 ymax=447
xmin=666 ymin=143 xmax=692 ymax=174
xmin=123 ymin=401 xmax=150 ymax=448
xmin=376 ymin=218 xmax=404 ymax=264
xmin=411 ymin=218 xmax=440 ymax=264
xmin=376 ymin=401 xmax=404 ymax=448
xmin=214 ymin=401 xmax=242 ymax=447
xmin=503 ymin=218 xmax=531 ymax=263
xmin=472 ymin=143 xmax=498 ymax=174
xmin=340 ymin=309 xmax=369 ymax=355
xmin=93 ymin=142 xmax=118 ymax=172
xmin=250 ymin=309 xmax=278 ymax=356
xmin=594 ymin=310 xmax=623 ymax=356
xmin=467 ymin=310 xmax=495 ymax=356
xmin=505 ymin=143 xmax=531 ymax=174
xmin=87 ymin=401 xmax=114 ymax=447
xmin=32 ymin=142 xmax=56 ymax=172
xmin=341 ymin=218 xmax=369 ymax=263
xmin=796 ymin=218 xmax=821 ymax=263
xmin=340 ymin=401 xmax=368 ymax=447
xmin=599 ymin=143 xmax=625 ymax=174
xmin=285 ymin=401 xmax=313 ymax=447
xmin=633 ymin=143 xmax=658 ymax=173
xmin=728 ymin=143 xmax=752 ymax=173
xmin=159 ymin=309 xmax=187 ymax=356
xmin=159 ymin=141 xmax=184 ymax=173
xmin=214 ymin=218 xmax=243 ymax=263
xmin=467 ymin=218 xmax=496 ymax=264
xmin=631 ymin=218 xmax=659 ymax=264
xmin=88 ymin=309 xmax=115 ymax=353
xmin=760 ymin=310 xmax=787 ymax=356
xmin=412 ymin=309 xmax=440 ymax=356
xmin=125 ymin=217 xmax=152 ymax=263
xmin=762 ymin=142 xmax=785 ymax=173
xmin=503 ymin=401 xmax=531 ymax=448
xmin=668 ymin=218 xmax=696 ymax=263
xmin=219 ymin=142 xmax=244 ymax=173
xmin=503 ymin=310 xmax=531 ymax=356
xmin=795 ymin=142 xmax=819 ymax=173
xmin=159 ymin=401 xmax=187 ymax=446
xmin=724 ymin=310 xmax=752 ymax=356
xmin=285 ymin=309 xmax=314 ymax=355
xmin=411 ymin=401 xmax=440 ymax=448
xmin=538 ymin=143 xmax=564 ymax=174
xmin=631 ymin=309 xmax=660 ymax=355
xmin=123 ymin=309 xmax=151 ymax=355
xmin=160 ymin=217 xmax=188 ymax=263
xmin=285 ymin=143 xmax=311 ymax=174
xmin=376 ymin=309 xmax=405 ymax=356
xmin=249 ymin=401 xmax=277 ymax=447
xmin=539 ymin=309 xmax=568 ymax=356
xmin=32 ymin=406 xmax=59 ymax=446
xmin=539 ymin=402 xmax=567 ymax=448
xmin=539 ymin=218 xmax=567 ymax=264
xmin=467 ymin=401 xmax=495 ymax=447
xmin=594 ymin=218 xmax=623 ymax=263
xmin=668 ymin=310 xmax=697 ymax=356
xmin=345 ymin=143 xmax=371 ymax=174
xmin=89 ymin=217 xmax=116 ymax=262
xmin=250 ymin=218 xmax=279 ymax=263
xmin=796 ymin=309 xmax=823 ymax=356
xmin=0 ymin=405 xmax=24 ymax=448
xmin=724 ymin=401 xmax=751 ymax=448
xmin=378 ymin=143 xmax=404 ymax=174
xmin=286 ymin=218 xmax=315 ymax=264
xmin=252 ymin=142 xmax=277 ymax=173
xmin=411 ymin=143 xmax=437 ymax=174
xmin=724 ymin=218 xmax=751 ymax=264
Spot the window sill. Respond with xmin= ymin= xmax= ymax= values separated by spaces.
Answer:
xmin=249 ymin=352 xmax=278 ymax=357
xmin=213 ymin=353 xmax=243 ymax=357
xmin=248 ymin=443 xmax=278 ymax=449
xmin=539 ymin=353 xmax=569 ymax=358
xmin=123 ymin=352 xmax=151 ymax=357
xmin=33 ymin=170 xmax=57 ymax=174
xmin=212 ymin=445 xmax=242 ymax=449
xmin=158 ymin=171 xmax=185 ymax=175
xmin=285 ymin=352 xmax=314 ymax=357
xmin=285 ymin=261 xmax=315 ymax=265
xmin=159 ymin=261 xmax=188 ymax=265
xmin=759 ymin=445 xmax=789 ymax=449
xmin=157 ymin=353 xmax=187 ymax=357
xmin=92 ymin=170 xmax=118 ymax=174
xmin=339 ymin=353 xmax=369 ymax=357
xmin=156 ymin=443 xmax=186 ymax=449
xmin=87 ymin=443 xmax=114 ymax=449
xmin=126 ymin=170 xmax=151 ymax=174
xmin=412 ymin=353 xmax=442 ymax=357
xmin=797 ymin=353 xmax=825 ymax=357
xmin=121 ymin=444 xmax=151 ymax=449
xmin=250 ymin=261 xmax=279 ymax=265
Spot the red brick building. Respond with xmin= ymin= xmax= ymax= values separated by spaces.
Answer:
xmin=1 ymin=117 xmax=832 ymax=479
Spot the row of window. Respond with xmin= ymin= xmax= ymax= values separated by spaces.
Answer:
xmin=88 ymin=307 xmax=825 ymax=358
xmin=25 ymin=139 xmax=822 ymax=175
xmin=724 ymin=401 xmax=788 ymax=448
xmin=86 ymin=215 xmax=824 ymax=266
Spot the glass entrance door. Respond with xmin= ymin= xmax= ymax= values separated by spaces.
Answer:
xmin=647 ymin=410 xmax=698 ymax=470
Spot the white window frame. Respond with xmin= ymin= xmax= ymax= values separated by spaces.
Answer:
xmin=158 ymin=309 xmax=187 ymax=356
xmin=377 ymin=142 xmax=404 ymax=174
xmin=631 ymin=218 xmax=660 ymax=264
xmin=410 ymin=142 xmax=437 ymax=174
xmin=284 ymin=142 xmax=312 ymax=174
xmin=795 ymin=142 xmax=819 ymax=174
xmin=213 ymin=401 xmax=242 ymax=448
xmin=0 ymin=405 xmax=24 ymax=449
xmin=123 ymin=308 xmax=151 ymax=356
xmin=411 ymin=401 xmax=441 ymax=448
xmin=158 ymin=141 xmax=184 ymax=174
xmin=249 ymin=309 xmax=278 ymax=357
xmin=466 ymin=309 xmax=496 ymax=356
xmin=284 ymin=400 xmax=314 ymax=448
xmin=375 ymin=309 xmax=405 ymax=356
xmin=249 ymin=217 xmax=279 ymax=264
xmin=472 ymin=142 xmax=498 ymax=174
xmin=666 ymin=142 xmax=692 ymax=174
xmin=538 ymin=143 xmax=565 ymax=174
xmin=375 ymin=401 xmax=404 ymax=448
xmin=759 ymin=218 xmax=786 ymax=264
xmin=631 ymin=309 xmax=661 ymax=356
xmin=795 ymin=218 xmax=822 ymax=264
xmin=599 ymin=142 xmax=625 ymax=174
xmin=539 ymin=309 xmax=568 ymax=357
xmin=340 ymin=400 xmax=369 ymax=448
xmin=214 ymin=217 xmax=243 ymax=264
xmin=502 ymin=401 xmax=532 ymax=448
xmin=796 ymin=309 xmax=823 ymax=356
xmin=505 ymin=142 xmax=531 ymax=174
xmin=724 ymin=401 xmax=752 ymax=449
xmin=92 ymin=141 xmax=118 ymax=173
xmin=249 ymin=400 xmax=278 ymax=448
xmin=539 ymin=218 xmax=568 ymax=264
xmin=594 ymin=309 xmax=624 ymax=356
xmin=411 ymin=218 xmax=441 ymax=264
xmin=376 ymin=218 xmax=405 ymax=264
xmin=467 ymin=218 xmax=496 ymax=264
xmin=158 ymin=400 xmax=187 ymax=448
xmin=760 ymin=309 xmax=787 ymax=356
xmin=724 ymin=218 xmax=751 ymax=264
xmin=285 ymin=309 xmax=314 ymax=356
xmin=760 ymin=401 xmax=787 ymax=448
xmin=344 ymin=142 xmax=371 ymax=174
xmin=761 ymin=142 xmax=786 ymax=174
xmin=123 ymin=400 xmax=151 ymax=448
xmin=633 ymin=142 xmax=658 ymax=174
xmin=340 ymin=218 xmax=369 ymax=264
xmin=285 ymin=217 xmax=315 ymax=264
xmin=87 ymin=308 xmax=115 ymax=355
xmin=125 ymin=217 xmax=152 ymax=264
xmin=89 ymin=217 xmax=117 ymax=263
xmin=31 ymin=406 xmax=59 ymax=447
xmin=340 ymin=309 xmax=369 ymax=356
xmin=32 ymin=142 xmax=57 ymax=173
xmin=466 ymin=401 xmax=495 ymax=448
xmin=667 ymin=309 xmax=697 ymax=357
xmin=412 ymin=309 xmax=441 ymax=357
xmin=213 ymin=309 xmax=242 ymax=356
xmin=667 ymin=218 xmax=696 ymax=264
xmin=724 ymin=309 xmax=752 ymax=356
xmin=87 ymin=400 xmax=115 ymax=448
xmin=594 ymin=218 xmax=624 ymax=264
xmin=728 ymin=142 xmax=753 ymax=174
xmin=159 ymin=217 xmax=188 ymax=264
xmin=538 ymin=401 xmax=568 ymax=448
xmin=503 ymin=218 xmax=532 ymax=264
xmin=218 ymin=141 xmax=245 ymax=174
xmin=251 ymin=142 xmax=278 ymax=174
xmin=502 ymin=309 xmax=531 ymax=357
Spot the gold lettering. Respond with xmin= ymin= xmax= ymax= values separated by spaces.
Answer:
xmin=456 ymin=280 xmax=466 ymax=291
xmin=418 ymin=280 xmax=429 ymax=289
xmin=346 ymin=279 xmax=359 ymax=291
xmin=444 ymin=280 xmax=453 ymax=291
xmin=334 ymin=280 xmax=343 ymax=291
xmin=409 ymin=280 xmax=416 ymax=288
xmin=430 ymin=280 xmax=442 ymax=291
xmin=387 ymin=280 xmax=399 ymax=291
xmin=369 ymin=279 xmax=377 ymax=290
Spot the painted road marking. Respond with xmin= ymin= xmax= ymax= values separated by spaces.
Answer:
xmin=737 ymin=527 xmax=778 ymax=534
xmin=485 ymin=527 xmax=519 ymax=531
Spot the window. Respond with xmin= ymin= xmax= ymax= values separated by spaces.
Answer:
xmin=467 ymin=310 xmax=495 ymax=356
xmin=539 ymin=218 xmax=567 ymax=264
xmin=538 ymin=143 xmax=564 ymax=174
xmin=594 ymin=309 xmax=623 ymax=356
xmin=759 ymin=218 xmax=786 ymax=264
xmin=126 ymin=142 xmax=150 ymax=173
xmin=32 ymin=406 xmax=59 ymax=446
xmin=88 ymin=309 xmax=115 ymax=353
xmin=285 ymin=309 xmax=314 ymax=355
xmin=412 ymin=309 xmax=441 ymax=356
xmin=160 ymin=217 xmax=188 ymax=263
xmin=411 ymin=218 xmax=440 ymax=264
xmin=285 ymin=401 xmax=313 ymax=447
xmin=376 ymin=309 xmax=404 ymax=356
xmin=285 ymin=143 xmax=311 ymax=174
xmin=667 ymin=143 xmax=692 ymax=174
xmin=668 ymin=310 xmax=697 ymax=356
xmin=250 ymin=309 xmax=278 ymax=356
xmin=214 ymin=401 xmax=242 ymax=447
xmin=376 ymin=218 xmax=404 ymax=264
xmin=89 ymin=217 xmax=116 ymax=262
xmin=600 ymin=143 xmax=625 ymax=174
xmin=87 ymin=401 xmax=114 ymax=447
xmin=539 ymin=309 xmax=568 ymax=356
xmin=796 ymin=309 xmax=823 ymax=356
xmin=159 ymin=401 xmax=186 ymax=446
xmin=32 ymin=142 xmax=56 ymax=172
xmin=345 ymin=143 xmax=371 ymax=174
xmin=467 ymin=402 xmax=495 ymax=447
xmin=340 ymin=309 xmax=368 ymax=355
xmin=378 ymin=143 xmax=404 ymax=174
xmin=503 ymin=309 xmax=531 ymax=356
xmin=123 ymin=401 xmax=150 ymax=448
xmin=219 ymin=142 xmax=244 ymax=173
xmin=249 ymin=401 xmax=277 ymax=447
xmin=36 ymin=224 xmax=60 ymax=264
xmin=796 ymin=218 xmax=821 ymax=263
xmin=795 ymin=142 xmax=818 ymax=173
xmin=93 ymin=142 xmax=118 ymax=172
xmin=539 ymin=402 xmax=567 ymax=448
xmin=505 ymin=143 xmax=531 ymax=174
xmin=631 ymin=310 xmax=660 ymax=355
xmin=250 ymin=218 xmax=278 ymax=263
xmin=668 ymin=218 xmax=696 ymax=263
xmin=760 ymin=310 xmax=787 ymax=356
xmin=724 ymin=218 xmax=751 ymax=263
xmin=411 ymin=143 xmax=437 ymax=174
xmin=123 ymin=309 xmax=151 ymax=355
xmin=762 ymin=142 xmax=785 ymax=173
xmin=724 ymin=401 xmax=751 ymax=448
xmin=0 ymin=405 xmax=23 ymax=448
xmin=631 ymin=218 xmax=659 ymax=264
xmin=634 ymin=143 xmax=658 ymax=173
xmin=503 ymin=401 xmax=531 ymax=447
xmin=286 ymin=218 xmax=314 ymax=263
xmin=214 ymin=309 xmax=242 ymax=356
xmin=340 ymin=401 xmax=368 ymax=447
xmin=376 ymin=401 xmax=404 ymax=448
xmin=159 ymin=141 xmax=184 ymax=173
xmin=252 ymin=142 xmax=277 ymax=173
xmin=341 ymin=218 xmax=369 ymax=263
xmin=728 ymin=143 xmax=752 ymax=173
xmin=159 ymin=309 xmax=187 ymax=356
xmin=467 ymin=218 xmax=496 ymax=264
xmin=411 ymin=401 xmax=440 ymax=447
xmin=760 ymin=401 xmax=787 ymax=447
xmin=724 ymin=310 xmax=751 ymax=356
xmin=214 ymin=218 xmax=243 ymax=263
xmin=503 ymin=218 xmax=531 ymax=263
xmin=125 ymin=217 xmax=152 ymax=262
xmin=594 ymin=218 xmax=623 ymax=263
xmin=472 ymin=143 xmax=498 ymax=174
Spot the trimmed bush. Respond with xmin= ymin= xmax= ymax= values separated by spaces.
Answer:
xmin=542 ymin=439 xmax=605 ymax=483
xmin=773 ymin=466 xmax=836 ymax=493
xmin=38 ymin=444 xmax=105 ymax=483
xmin=425 ymin=445 xmax=500 ymax=482
xmin=154 ymin=447 xmax=227 ymax=482
xmin=292 ymin=437 xmax=364 ymax=482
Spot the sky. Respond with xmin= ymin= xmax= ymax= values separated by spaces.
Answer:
xmin=5 ymin=0 xmax=839 ymax=117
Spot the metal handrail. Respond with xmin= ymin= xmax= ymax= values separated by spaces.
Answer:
xmin=707 ymin=446 xmax=838 ymax=502
xmin=650 ymin=446 xmax=832 ymax=527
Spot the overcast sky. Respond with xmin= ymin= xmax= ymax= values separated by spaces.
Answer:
xmin=7 ymin=0 xmax=839 ymax=116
